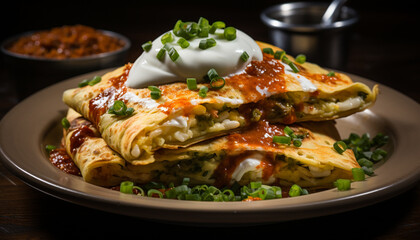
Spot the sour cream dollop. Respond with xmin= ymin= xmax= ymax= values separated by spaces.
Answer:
xmin=126 ymin=29 xmax=263 ymax=89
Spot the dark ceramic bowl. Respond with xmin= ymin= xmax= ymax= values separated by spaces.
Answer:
xmin=1 ymin=29 xmax=131 ymax=99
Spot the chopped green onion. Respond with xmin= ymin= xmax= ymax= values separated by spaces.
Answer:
xmin=207 ymin=68 xmax=219 ymax=80
xmin=88 ymin=76 xmax=102 ymax=86
xmin=120 ymin=181 xmax=134 ymax=194
xmin=334 ymin=179 xmax=351 ymax=191
xmin=141 ymin=41 xmax=153 ymax=52
xmin=79 ymin=76 xmax=101 ymax=87
xmin=327 ymin=71 xmax=336 ymax=77
xmin=209 ymin=21 xmax=225 ymax=34
xmin=352 ymin=168 xmax=365 ymax=181
xmin=210 ymin=77 xmax=225 ymax=90
xmin=240 ymin=51 xmax=249 ymax=62
xmin=61 ymin=117 xmax=70 ymax=130
xmin=177 ymin=38 xmax=190 ymax=48
xmin=293 ymin=138 xmax=302 ymax=147
xmin=284 ymin=126 xmax=294 ymax=136
xmin=199 ymin=38 xmax=216 ymax=50
xmin=263 ymin=48 xmax=274 ymax=55
xmin=147 ymin=189 xmax=164 ymax=198
xmin=357 ymin=158 xmax=373 ymax=168
xmin=334 ymin=141 xmax=348 ymax=154
xmin=108 ymin=100 xmax=127 ymax=116
xmin=224 ymin=27 xmax=236 ymax=40
xmin=173 ymin=20 xmax=183 ymax=35
xmin=45 ymin=145 xmax=56 ymax=154
xmin=156 ymin=47 xmax=166 ymax=60
xmin=282 ymin=56 xmax=291 ymax=64
xmin=150 ymin=91 xmax=161 ymax=100
xmin=289 ymin=184 xmax=303 ymax=197
xmin=295 ymin=54 xmax=306 ymax=64
xmin=161 ymin=32 xmax=174 ymax=44
xmin=273 ymin=135 xmax=291 ymax=145
xmin=289 ymin=62 xmax=299 ymax=73
xmin=198 ymin=17 xmax=209 ymax=28
xmin=198 ymin=86 xmax=208 ymax=98
xmin=274 ymin=50 xmax=285 ymax=60
xmin=148 ymin=86 xmax=162 ymax=100
xmin=168 ymin=47 xmax=179 ymax=62
xmin=186 ymin=78 xmax=197 ymax=90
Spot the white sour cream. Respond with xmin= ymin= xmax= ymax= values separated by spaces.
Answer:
xmin=281 ymin=62 xmax=317 ymax=92
xmin=231 ymin=152 xmax=264 ymax=182
xmin=126 ymin=29 xmax=263 ymax=89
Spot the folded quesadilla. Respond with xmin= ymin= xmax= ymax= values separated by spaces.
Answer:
xmin=63 ymin=41 xmax=377 ymax=165
xmin=62 ymin=108 xmax=359 ymax=188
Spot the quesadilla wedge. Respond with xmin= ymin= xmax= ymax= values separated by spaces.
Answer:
xmin=61 ymin=108 xmax=359 ymax=189
xmin=63 ymin=41 xmax=377 ymax=165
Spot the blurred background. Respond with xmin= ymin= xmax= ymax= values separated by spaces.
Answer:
xmin=0 ymin=0 xmax=419 ymax=238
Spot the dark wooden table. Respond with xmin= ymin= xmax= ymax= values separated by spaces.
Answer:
xmin=1 ymin=1 xmax=419 ymax=239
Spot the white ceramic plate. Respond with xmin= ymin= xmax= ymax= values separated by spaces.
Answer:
xmin=1 ymin=69 xmax=419 ymax=225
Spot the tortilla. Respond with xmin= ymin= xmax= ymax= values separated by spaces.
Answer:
xmin=63 ymin=108 xmax=359 ymax=188
xmin=63 ymin=41 xmax=377 ymax=165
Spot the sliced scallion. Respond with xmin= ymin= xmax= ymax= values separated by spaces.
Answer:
xmin=224 ymin=27 xmax=236 ymax=40
xmin=198 ymin=86 xmax=208 ymax=98
xmin=263 ymin=48 xmax=274 ymax=55
xmin=156 ymin=47 xmax=166 ymax=60
xmin=177 ymin=37 xmax=190 ymax=49
xmin=334 ymin=179 xmax=351 ymax=191
xmin=295 ymin=54 xmax=306 ymax=64
xmin=273 ymin=135 xmax=291 ymax=145
xmin=120 ymin=181 xmax=134 ymax=194
xmin=186 ymin=78 xmax=197 ymax=90
xmin=352 ymin=168 xmax=366 ymax=181
xmin=209 ymin=21 xmax=226 ymax=34
xmin=142 ymin=41 xmax=153 ymax=52
xmin=168 ymin=47 xmax=179 ymax=62
xmin=240 ymin=51 xmax=249 ymax=62
xmin=334 ymin=141 xmax=348 ymax=154
xmin=161 ymin=32 xmax=174 ymax=44
xmin=274 ymin=50 xmax=285 ymax=60
xmin=289 ymin=62 xmax=299 ymax=73
xmin=61 ymin=117 xmax=70 ymax=130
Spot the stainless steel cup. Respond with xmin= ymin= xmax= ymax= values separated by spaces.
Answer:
xmin=261 ymin=2 xmax=358 ymax=69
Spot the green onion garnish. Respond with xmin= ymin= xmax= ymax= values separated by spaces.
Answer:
xmin=45 ymin=145 xmax=57 ymax=154
xmin=293 ymin=138 xmax=302 ymax=147
xmin=168 ymin=47 xmax=179 ymax=62
xmin=210 ymin=77 xmax=225 ymax=90
xmin=334 ymin=179 xmax=351 ymax=191
xmin=224 ymin=27 xmax=236 ymax=40
xmin=295 ymin=54 xmax=306 ymax=64
xmin=199 ymin=38 xmax=217 ymax=50
xmin=274 ymin=50 xmax=285 ymax=60
xmin=263 ymin=48 xmax=274 ymax=55
xmin=148 ymin=86 xmax=162 ymax=100
xmin=161 ymin=32 xmax=174 ymax=44
xmin=289 ymin=62 xmax=299 ymax=73
xmin=207 ymin=68 xmax=219 ymax=80
xmin=108 ymin=100 xmax=134 ymax=116
xmin=284 ymin=126 xmax=294 ymax=136
xmin=156 ymin=47 xmax=166 ymax=61
xmin=120 ymin=181 xmax=134 ymax=194
xmin=198 ymin=86 xmax=208 ymax=98
xmin=289 ymin=184 xmax=307 ymax=197
xmin=78 ymin=76 xmax=101 ymax=87
xmin=273 ymin=135 xmax=291 ymax=145
xmin=240 ymin=51 xmax=249 ymax=62
xmin=209 ymin=21 xmax=226 ymax=34
xmin=186 ymin=78 xmax=197 ymax=90
xmin=327 ymin=71 xmax=336 ymax=77
xmin=177 ymin=38 xmax=190 ymax=49
xmin=334 ymin=141 xmax=348 ymax=154
xmin=141 ymin=41 xmax=153 ymax=52
xmin=282 ymin=56 xmax=291 ymax=64
xmin=352 ymin=168 xmax=365 ymax=181
xmin=61 ymin=117 xmax=70 ymax=130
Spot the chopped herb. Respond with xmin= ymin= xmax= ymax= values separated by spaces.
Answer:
xmin=142 ymin=41 xmax=153 ymax=52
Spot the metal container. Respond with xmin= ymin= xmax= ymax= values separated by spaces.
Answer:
xmin=261 ymin=2 xmax=358 ymax=69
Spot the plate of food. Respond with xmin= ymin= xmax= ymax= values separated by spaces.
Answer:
xmin=1 ymin=18 xmax=419 ymax=225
